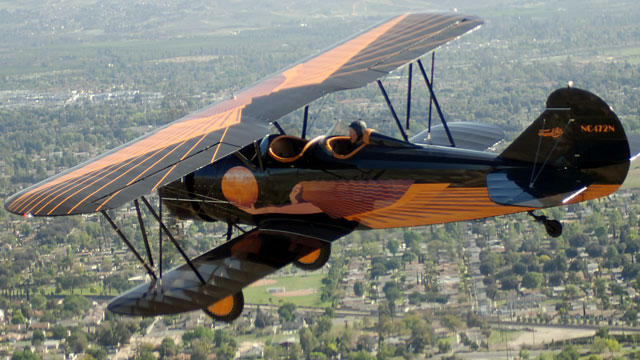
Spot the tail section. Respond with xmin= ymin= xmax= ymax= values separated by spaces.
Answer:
xmin=489 ymin=87 xmax=630 ymax=208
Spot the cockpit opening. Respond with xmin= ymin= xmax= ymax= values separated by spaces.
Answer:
xmin=268 ymin=135 xmax=323 ymax=163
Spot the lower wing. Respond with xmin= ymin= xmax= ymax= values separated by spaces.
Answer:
xmin=107 ymin=219 xmax=352 ymax=317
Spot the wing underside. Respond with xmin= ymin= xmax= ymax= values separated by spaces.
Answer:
xmin=6 ymin=13 xmax=483 ymax=217
xmin=108 ymin=220 xmax=351 ymax=316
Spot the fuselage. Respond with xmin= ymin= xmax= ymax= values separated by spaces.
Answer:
xmin=159 ymin=131 xmax=620 ymax=230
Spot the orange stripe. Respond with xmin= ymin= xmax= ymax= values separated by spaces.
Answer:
xmin=79 ymin=136 xmax=198 ymax=215
xmin=96 ymin=113 xmax=237 ymax=211
xmin=46 ymin=119 xmax=207 ymax=216
xmin=347 ymin=184 xmax=535 ymax=229
xmin=211 ymin=126 xmax=231 ymax=163
xmin=151 ymin=114 xmax=237 ymax=190
xmin=58 ymin=106 xmax=224 ymax=215
xmin=47 ymin=148 xmax=167 ymax=215
xmin=339 ymin=17 xmax=450 ymax=72
xmin=272 ymin=14 xmax=409 ymax=93
xmin=17 ymin=106 xmax=243 ymax=214
xmin=17 ymin=162 xmax=124 ymax=214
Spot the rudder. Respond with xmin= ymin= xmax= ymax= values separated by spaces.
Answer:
xmin=499 ymin=87 xmax=630 ymax=184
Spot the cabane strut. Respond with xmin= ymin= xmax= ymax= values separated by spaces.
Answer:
xmin=379 ymin=53 xmax=456 ymax=147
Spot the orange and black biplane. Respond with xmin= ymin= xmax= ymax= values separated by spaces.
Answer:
xmin=5 ymin=13 xmax=636 ymax=321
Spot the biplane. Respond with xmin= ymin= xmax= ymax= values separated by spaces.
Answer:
xmin=5 ymin=13 xmax=635 ymax=322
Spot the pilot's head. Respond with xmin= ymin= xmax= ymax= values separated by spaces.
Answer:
xmin=349 ymin=120 xmax=367 ymax=144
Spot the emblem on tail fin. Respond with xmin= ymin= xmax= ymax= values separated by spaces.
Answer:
xmin=538 ymin=127 xmax=564 ymax=138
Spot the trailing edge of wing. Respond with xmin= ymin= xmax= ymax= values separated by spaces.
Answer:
xmin=5 ymin=13 xmax=483 ymax=216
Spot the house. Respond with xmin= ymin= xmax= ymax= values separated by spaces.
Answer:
xmin=41 ymin=339 xmax=61 ymax=353
xmin=237 ymin=343 xmax=264 ymax=359
xmin=277 ymin=337 xmax=298 ymax=350
xmin=29 ymin=322 xmax=51 ymax=331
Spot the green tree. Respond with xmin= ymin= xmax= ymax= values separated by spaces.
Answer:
xmin=442 ymin=314 xmax=463 ymax=335
xmin=501 ymin=275 xmax=519 ymax=290
xmin=86 ymin=347 xmax=108 ymax=360
xmin=591 ymin=336 xmax=607 ymax=354
xmin=136 ymin=343 xmax=155 ymax=360
xmin=213 ymin=329 xmax=237 ymax=360
xmin=564 ymin=285 xmax=580 ymax=299
xmin=158 ymin=337 xmax=177 ymax=359
xmin=11 ymin=309 xmax=26 ymax=324
xmin=182 ymin=326 xmax=215 ymax=344
xmin=522 ymin=272 xmax=543 ymax=289
xmin=610 ymin=283 xmax=625 ymax=305
xmin=255 ymin=306 xmax=271 ymax=328
xmin=353 ymin=281 xmax=364 ymax=297
xmin=347 ymin=350 xmax=375 ymax=360
xmin=31 ymin=329 xmax=45 ymax=346
xmin=31 ymin=294 xmax=47 ymax=311
xmin=11 ymin=349 xmax=40 ymax=360
xmin=278 ymin=302 xmax=297 ymax=323
xmin=51 ymin=325 xmax=68 ymax=339
xmin=623 ymin=308 xmax=638 ymax=326
xmin=384 ymin=257 xmax=401 ymax=272
xmin=594 ymin=279 xmax=608 ymax=299
xmin=386 ymin=239 xmax=400 ymax=256
xmin=299 ymin=328 xmax=316 ymax=358
xmin=555 ymin=301 xmax=570 ymax=318
xmin=438 ymin=339 xmax=451 ymax=353
xmin=67 ymin=329 xmax=88 ymax=354
xmin=63 ymin=294 xmax=91 ymax=313
xmin=370 ymin=262 xmax=386 ymax=279
xmin=382 ymin=281 xmax=403 ymax=315
xmin=190 ymin=339 xmax=210 ymax=360
xmin=604 ymin=337 xmax=620 ymax=354
xmin=554 ymin=344 xmax=579 ymax=360
xmin=409 ymin=317 xmax=434 ymax=353
xmin=314 ymin=316 xmax=332 ymax=336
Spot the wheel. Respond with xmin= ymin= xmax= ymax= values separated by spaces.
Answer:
xmin=544 ymin=220 xmax=563 ymax=238
xmin=293 ymin=244 xmax=331 ymax=271
xmin=203 ymin=291 xmax=244 ymax=322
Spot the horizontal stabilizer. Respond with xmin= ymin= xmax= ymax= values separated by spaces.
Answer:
xmin=410 ymin=122 xmax=505 ymax=151
xmin=487 ymin=169 xmax=591 ymax=207
xmin=628 ymin=133 xmax=640 ymax=161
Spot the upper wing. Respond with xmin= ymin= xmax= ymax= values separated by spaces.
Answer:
xmin=5 ymin=13 xmax=483 ymax=217
xmin=107 ymin=219 xmax=352 ymax=316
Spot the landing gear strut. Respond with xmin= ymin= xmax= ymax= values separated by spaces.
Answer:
xmin=528 ymin=211 xmax=562 ymax=238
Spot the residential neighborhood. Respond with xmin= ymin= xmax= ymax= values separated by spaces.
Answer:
xmin=1 ymin=0 xmax=639 ymax=359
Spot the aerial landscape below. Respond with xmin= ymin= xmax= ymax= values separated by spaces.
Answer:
xmin=0 ymin=1 xmax=639 ymax=359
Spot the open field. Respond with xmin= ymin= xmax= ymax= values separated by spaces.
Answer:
xmin=621 ymin=162 xmax=640 ymax=189
xmin=243 ymin=273 xmax=328 ymax=307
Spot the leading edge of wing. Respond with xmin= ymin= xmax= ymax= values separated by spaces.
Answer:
xmin=5 ymin=13 xmax=483 ymax=217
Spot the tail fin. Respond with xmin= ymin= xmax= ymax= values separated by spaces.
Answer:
xmin=490 ymin=87 xmax=630 ymax=207
xmin=500 ymin=87 xmax=629 ymax=169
